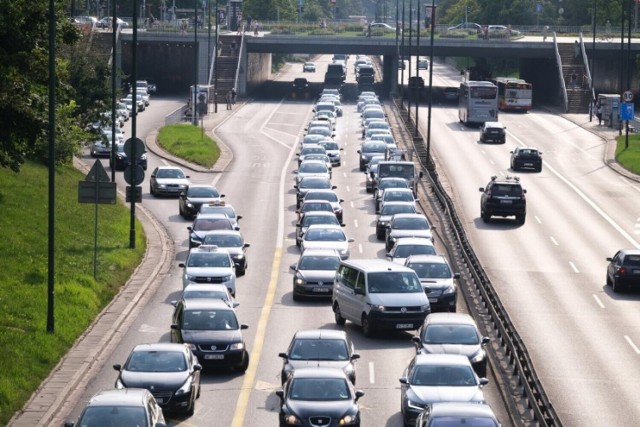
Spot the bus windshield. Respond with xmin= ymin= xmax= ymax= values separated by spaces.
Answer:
xmin=470 ymin=86 xmax=498 ymax=99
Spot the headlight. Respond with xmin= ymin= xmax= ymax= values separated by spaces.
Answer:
xmin=283 ymin=414 xmax=302 ymax=425
xmin=407 ymin=398 xmax=427 ymax=411
xmin=369 ymin=304 xmax=385 ymax=312
xmin=470 ymin=350 xmax=486 ymax=364
xmin=115 ymin=378 xmax=125 ymax=389
xmin=294 ymin=276 xmax=306 ymax=286
xmin=339 ymin=414 xmax=357 ymax=425
xmin=158 ymin=184 xmax=167 ymax=188
xmin=420 ymin=304 xmax=430 ymax=312
xmin=442 ymin=284 xmax=456 ymax=295
xmin=185 ymin=274 xmax=196 ymax=282
xmin=233 ymin=254 xmax=244 ymax=259
xmin=174 ymin=376 xmax=193 ymax=396
xmin=339 ymin=249 xmax=349 ymax=257
xmin=190 ymin=235 xmax=202 ymax=243
xmin=230 ymin=342 xmax=244 ymax=351
xmin=184 ymin=342 xmax=197 ymax=350
xmin=178 ymin=184 xmax=187 ymax=189
xmin=378 ymin=221 xmax=388 ymax=227
xmin=222 ymin=275 xmax=233 ymax=282
xmin=186 ymin=202 xmax=194 ymax=208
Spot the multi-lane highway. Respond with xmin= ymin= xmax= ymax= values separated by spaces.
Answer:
xmin=61 ymin=53 xmax=640 ymax=427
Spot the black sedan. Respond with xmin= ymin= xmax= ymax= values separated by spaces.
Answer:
xmin=112 ymin=343 xmax=201 ymax=416
xmin=179 ymin=185 xmax=225 ymax=219
xmin=276 ymin=368 xmax=364 ymax=427
xmin=110 ymin=142 xmax=148 ymax=171
xmin=510 ymin=147 xmax=543 ymax=172
xmin=201 ymin=230 xmax=250 ymax=276
xmin=170 ymin=298 xmax=249 ymax=372
xmin=606 ymin=249 xmax=640 ymax=292
xmin=187 ymin=213 xmax=239 ymax=248
xmin=279 ymin=329 xmax=360 ymax=384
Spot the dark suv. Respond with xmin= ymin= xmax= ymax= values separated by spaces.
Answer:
xmin=479 ymin=176 xmax=526 ymax=224
xmin=479 ymin=121 xmax=506 ymax=144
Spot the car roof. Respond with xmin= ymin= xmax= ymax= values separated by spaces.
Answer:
xmin=293 ymin=329 xmax=348 ymax=340
xmin=414 ymin=353 xmax=471 ymax=366
xmin=189 ymin=245 xmax=232 ymax=255
xmin=340 ymin=258 xmax=415 ymax=272
xmin=299 ymin=248 xmax=342 ymax=258
xmin=484 ymin=121 xmax=504 ymax=128
xmin=423 ymin=312 xmax=477 ymax=327
xmin=188 ymin=184 xmax=217 ymax=189
xmin=290 ymin=367 xmax=350 ymax=379
xmin=183 ymin=282 xmax=230 ymax=292
xmin=181 ymin=298 xmax=237 ymax=311
xmin=385 ymin=188 xmax=415 ymax=194
xmin=86 ymin=388 xmax=151 ymax=406
xmin=429 ymin=402 xmax=498 ymax=418
xmin=394 ymin=237 xmax=435 ymax=245
xmin=131 ymin=342 xmax=190 ymax=354
xmin=156 ymin=165 xmax=184 ymax=171
xmin=392 ymin=213 xmax=428 ymax=220
xmin=405 ymin=254 xmax=448 ymax=264
xmin=306 ymin=224 xmax=344 ymax=231
xmin=301 ymin=210 xmax=337 ymax=217
xmin=194 ymin=213 xmax=231 ymax=220
xmin=619 ymin=249 xmax=640 ymax=256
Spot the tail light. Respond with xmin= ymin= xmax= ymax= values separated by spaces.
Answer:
xmin=618 ymin=267 xmax=627 ymax=275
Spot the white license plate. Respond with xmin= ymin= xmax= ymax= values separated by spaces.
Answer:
xmin=155 ymin=398 xmax=164 ymax=404
xmin=524 ymin=163 xmax=533 ymax=166
xmin=633 ymin=269 xmax=640 ymax=275
xmin=428 ymin=297 xmax=438 ymax=303
xmin=313 ymin=287 xmax=330 ymax=293
xmin=500 ymin=200 xmax=512 ymax=204
xmin=204 ymin=354 xmax=224 ymax=360
xmin=396 ymin=323 xmax=413 ymax=329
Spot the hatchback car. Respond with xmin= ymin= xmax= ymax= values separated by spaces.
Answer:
xmin=276 ymin=368 xmax=365 ymax=427
xmin=399 ymin=354 xmax=488 ymax=426
xmin=479 ymin=121 xmax=506 ymax=144
xmin=188 ymin=213 xmax=239 ymax=248
xmin=405 ymin=255 xmax=459 ymax=312
xmin=295 ymin=176 xmax=337 ymax=208
xmin=64 ymin=388 xmax=165 ymax=427
xmin=412 ymin=313 xmax=490 ymax=377
xmin=150 ymin=166 xmax=190 ymax=197
xmin=110 ymin=142 xmax=148 ymax=171
xmin=179 ymin=185 xmax=225 ymax=219
xmin=295 ymin=211 xmax=343 ymax=247
xmin=201 ymin=230 xmax=250 ymax=276
xmin=385 ymin=213 xmax=434 ymax=251
xmin=173 ymin=282 xmax=238 ymax=308
xmin=279 ymin=329 xmax=360 ymax=384
xmin=606 ymin=249 xmax=640 ymax=292
xmin=320 ymin=140 xmax=343 ymax=166
xmin=179 ymin=244 xmax=236 ymax=295
xmin=290 ymin=248 xmax=342 ymax=299
xmin=376 ymin=201 xmax=418 ymax=240
xmin=358 ymin=141 xmax=388 ymax=171
xmin=296 ymin=160 xmax=331 ymax=185
xmin=415 ymin=402 xmax=501 ymax=427
xmin=303 ymin=62 xmax=316 ymax=72
xmin=479 ymin=175 xmax=526 ymax=224
xmin=170 ymin=298 xmax=249 ymax=372
xmin=300 ymin=224 xmax=353 ymax=260
xmin=510 ymin=147 xmax=543 ymax=172
xmin=377 ymin=187 xmax=416 ymax=214
xmin=113 ymin=343 xmax=202 ymax=416
xmin=298 ymin=145 xmax=328 ymax=163
xmin=197 ymin=201 xmax=242 ymax=228
xmin=386 ymin=237 xmax=437 ymax=264
xmin=303 ymin=190 xmax=344 ymax=223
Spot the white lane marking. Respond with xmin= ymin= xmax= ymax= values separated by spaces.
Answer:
xmin=343 ymin=172 xmax=347 ymax=178
xmin=358 ymin=243 xmax=363 ymax=253
xmin=593 ymin=294 xmax=605 ymax=309
xmin=624 ymin=335 xmax=640 ymax=354
xmin=569 ymin=262 xmax=579 ymax=273
xmin=350 ymin=201 xmax=354 ymax=208
xmin=542 ymin=161 xmax=640 ymax=249
xmin=346 ymin=185 xmax=351 ymax=192
xmin=488 ymin=159 xmax=495 ymax=165
xmin=549 ymin=236 xmax=559 ymax=246
xmin=369 ymin=362 xmax=376 ymax=384
xmin=534 ymin=216 xmax=542 ymax=224
xmin=354 ymin=219 xmax=359 ymax=228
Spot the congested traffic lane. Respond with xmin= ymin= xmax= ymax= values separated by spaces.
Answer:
xmin=422 ymin=60 xmax=640 ymax=425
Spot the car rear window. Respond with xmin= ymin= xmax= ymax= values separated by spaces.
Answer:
xmin=623 ymin=255 xmax=640 ymax=266
xmin=492 ymin=184 xmax=522 ymax=196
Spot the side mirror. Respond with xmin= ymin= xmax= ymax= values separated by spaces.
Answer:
xmin=187 ymin=226 xmax=193 ymax=232
xmin=348 ymin=238 xmax=355 ymax=243
xmin=244 ymin=243 xmax=251 ymax=248
xmin=332 ymin=186 xmax=338 ymax=190
xmin=411 ymin=336 xmax=421 ymax=345
xmin=193 ymin=364 xmax=202 ymax=371
xmin=351 ymin=353 xmax=361 ymax=360
xmin=241 ymin=324 xmax=249 ymax=330
xmin=510 ymin=151 xmax=514 ymax=154
xmin=339 ymin=199 xmax=344 ymax=203
xmin=170 ymin=300 xmax=178 ymax=306
xmin=278 ymin=352 xmax=288 ymax=359
xmin=478 ymin=187 xmax=485 ymax=192
xmin=276 ymin=390 xmax=284 ymax=399
xmin=179 ymin=262 xmax=185 ymax=268
xmin=419 ymin=171 xmax=424 ymax=178
xmin=357 ymin=150 xmax=361 ymax=154
xmin=479 ymin=378 xmax=489 ymax=386
xmin=220 ymin=194 xmax=226 ymax=198
xmin=355 ymin=390 xmax=365 ymax=401
xmin=399 ymin=377 xmax=408 ymax=384
xmin=237 ymin=215 xmax=243 ymax=220
xmin=290 ymin=264 xmax=298 ymax=271
xmin=354 ymin=288 xmax=365 ymax=295
xmin=170 ymin=324 xmax=179 ymax=330
xmin=482 ymin=336 xmax=490 ymax=345
xmin=113 ymin=364 xmax=122 ymax=371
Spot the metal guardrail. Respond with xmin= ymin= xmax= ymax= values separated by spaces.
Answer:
xmin=391 ymin=96 xmax=563 ymax=427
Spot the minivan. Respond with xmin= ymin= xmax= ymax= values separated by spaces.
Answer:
xmin=332 ymin=259 xmax=431 ymax=337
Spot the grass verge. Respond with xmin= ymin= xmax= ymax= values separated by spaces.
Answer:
xmin=157 ymin=123 xmax=220 ymax=168
xmin=615 ymin=133 xmax=640 ymax=174
xmin=0 ymin=162 xmax=145 ymax=425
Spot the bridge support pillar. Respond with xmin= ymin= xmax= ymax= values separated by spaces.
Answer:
xmin=382 ymin=55 xmax=397 ymax=98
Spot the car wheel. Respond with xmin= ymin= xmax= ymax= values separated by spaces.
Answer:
xmin=612 ymin=278 xmax=622 ymax=293
xmin=376 ymin=230 xmax=384 ymax=240
xmin=292 ymin=291 xmax=300 ymax=302
xmin=237 ymin=266 xmax=246 ymax=277
xmin=334 ymin=304 xmax=346 ymax=326
xmin=150 ymin=184 xmax=155 ymax=196
xmin=606 ymin=274 xmax=612 ymax=287
xmin=536 ymin=165 xmax=542 ymax=172
xmin=511 ymin=162 xmax=517 ymax=171
xmin=361 ymin=315 xmax=373 ymax=337
xmin=516 ymin=213 xmax=526 ymax=225
xmin=235 ymin=351 xmax=250 ymax=372
xmin=184 ymin=396 xmax=195 ymax=416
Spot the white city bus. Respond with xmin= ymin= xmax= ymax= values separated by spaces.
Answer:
xmin=458 ymin=80 xmax=499 ymax=126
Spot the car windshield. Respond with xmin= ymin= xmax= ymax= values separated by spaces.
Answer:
xmin=423 ymin=324 xmax=480 ymax=345
xmin=182 ymin=289 xmax=230 ymax=301
xmin=188 ymin=187 xmax=220 ymax=197
xmin=126 ymin=350 xmax=187 ymax=372
xmin=298 ymin=255 xmax=341 ymax=271
xmin=380 ymin=180 xmax=409 ymax=191
xmin=193 ymin=218 xmax=232 ymax=231
xmin=305 ymin=229 xmax=346 ymax=242
xmin=394 ymin=244 xmax=436 ymax=258
xmin=156 ymin=168 xmax=185 ymax=179
xmin=306 ymin=192 xmax=338 ymax=203
xmin=199 ymin=206 xmax=236 ymax=218
xmin=187 ymin=252 xmax=231 ymax=268
xmin=367 ymin=272 xmax=422 ymax=293
xmin=300 ymin=178 xmax=331 ymax=189
xmin=182 ymin=309 xmax=238 ymax=330
xmin=78 ymin=406 xmax=148 ymax=426
xmin=407 ymin=262 xmax=452 ymax=279
xmin=289 ymin=339 xmax=349 ymax=361
xmin=491 ymin=184 xmax=522 ymax=196
xmin=289 ymin=378 xmax=350 ymax=401
xmin=202 ymin=234 xmax=242 ymax=247
xmin=323 ymin=142 xmax=339 ymax=150
xmin=299 ymin=163 xmax=328 ymax=173
xmin=384 ymin=192 xmax=414 ymax=202
xmin=302 ymin=215 xmax=339 ymax=227
xmin=392 ymin=218 xmax=429 ymax=230
xmin=411 ymin=365 xmax=477 ymax=387
xmin=362 ymin=142 xmax=387 ymax=153
xmin=430 ymin=417 xmax=499 ymax=427
xmin=380 ymin=204 xmax=415 ymax=215
xmin=301 ymin=203 xmax=333 ymax=213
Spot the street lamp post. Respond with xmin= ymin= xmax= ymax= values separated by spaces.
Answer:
xmin=395 ymin=0 xmax=400 ymax=94
xmin=193 ymin=0 xmax=199 ymax=125
xmin=401 ymin=0 xmax=406 ymax=106
xmin=214 ymin=0 xmax=219 ymax=113
xmin=426 ymin=0 xmax=436 ymax=170
xmin=415 ymin=0 xmax=420 ymax=137
xmin=407 ymin=4 xmax=413 ymax=115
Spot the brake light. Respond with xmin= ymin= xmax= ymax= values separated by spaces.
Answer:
xmin=618 ymin=267 xmax=627 ymax=275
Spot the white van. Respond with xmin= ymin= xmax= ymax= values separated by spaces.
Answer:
xmin=332 ymin=259 xmax=431 ymax=337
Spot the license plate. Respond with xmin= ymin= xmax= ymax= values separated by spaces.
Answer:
xmin=204 ymin=354 xmax=224 ymax=360
xmin=633 ymin=269 xmax=640 ymax=274
xmin=396 ymin=323 xmax=413 ymax=329
xmin=428 ymin=297 xmax=438 ymax=303
xmin=313 ymin=287 xmax=330 ymax=293
xmin=524 ymin=163 xmax=533 ymax=166
xmin=155 ymin=398 xmax=164 ymax=404
xmin=500 ymin=200 xmax=512 ymax=204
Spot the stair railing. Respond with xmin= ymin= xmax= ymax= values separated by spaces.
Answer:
xmin=233 ymin=32 xmax=245 ymax=95
xmin=553 ymin=32 xmax=569 ymax=112
xmin=579 ymin=32 xmax=596 ymax=107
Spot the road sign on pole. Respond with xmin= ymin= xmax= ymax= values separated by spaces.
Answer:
xmin=623 ymin=90 xmax=634 ymax=102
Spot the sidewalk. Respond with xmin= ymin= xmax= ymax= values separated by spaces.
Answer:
xmin=9 ymin=102 xmax=242 ymax=427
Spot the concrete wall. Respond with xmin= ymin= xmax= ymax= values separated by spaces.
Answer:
xmin=243 ymin=52 xmax=272 ymax=95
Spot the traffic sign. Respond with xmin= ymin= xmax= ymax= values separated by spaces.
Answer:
xmin=623 ymin=90 xmax=634 ymax=102
xmin=124 ymin=165 xmax=145 ymax=186
xmin=78 ymin=181 xmax=117 ymax=204
xmin=85 ymin=159 xmax=111 ymax=182
xmin=126 ymin=186 xmax=143 ymax=203
xmin=123 ymin=137 xmax=146 ymax=160
xmin=621 ymin=102 xmax=634 ymax=121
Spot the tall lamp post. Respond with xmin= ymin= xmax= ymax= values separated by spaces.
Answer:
xmin=395 ymin=0 xmax=400 ymax=94
xmin=400 ymin=0 xmax=406 ymax=106
xmin=414 ymin=0 xmax=420 ymax=137
xmin=425 ymin=0 xmax=436 ymax=170
xmin=214 ymin=0 xmax=219 ymax=113
xmin=590 ymin=0 xmax=596 ymax=121
xmin=407 ymin=4 xmax=413 ymax=115
xmin=193 ymin=0 xmax=199 ymax=125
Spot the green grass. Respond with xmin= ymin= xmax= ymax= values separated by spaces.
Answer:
xmin=157 ymin=123 xmax=220 ymax=168
xmin=615 ymin=133 xmax=640 ymax=174
xmin=0 ymin=162 xmax=145 ymax=425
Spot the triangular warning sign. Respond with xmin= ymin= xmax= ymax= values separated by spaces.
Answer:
xmin=85 ymin=159 xmax=111 ymax=182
